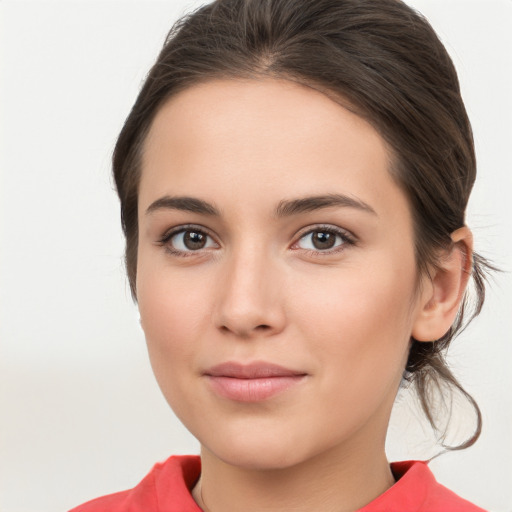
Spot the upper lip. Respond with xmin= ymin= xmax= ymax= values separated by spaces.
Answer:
xmin=204 ymin=361 xmax=307 ymax=379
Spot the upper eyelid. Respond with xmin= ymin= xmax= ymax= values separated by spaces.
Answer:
xmin=293 ymin=224 xmax=355 ymax=242
xmin=160 ymin=222 xmax=352 ymax=236
xmin=160 ymin=224 xmax=217 ymax=242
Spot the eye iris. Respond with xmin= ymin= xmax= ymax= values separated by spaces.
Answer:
xmin=312 ymin=231 xmax=336 ymax=250
xmin=184 ymin=231 xmax=206 ymax=250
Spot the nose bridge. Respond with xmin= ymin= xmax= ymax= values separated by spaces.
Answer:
xmin=214 ymin=240 xmax=284 ymax=337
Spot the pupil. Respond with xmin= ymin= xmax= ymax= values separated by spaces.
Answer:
xmin=184 ymin=231 xmax=206 ymax=250
xmin=313 ymin=231 xmax=335 ymax=250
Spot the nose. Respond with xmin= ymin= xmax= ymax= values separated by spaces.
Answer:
xmin=212 ymin=248 xmax=286 ymax=339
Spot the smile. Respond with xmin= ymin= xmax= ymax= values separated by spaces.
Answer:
xmin=204 ymin=362 xmax=307 ymax=402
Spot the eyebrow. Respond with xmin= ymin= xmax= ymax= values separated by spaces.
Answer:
xmin=145 ymin=193 xmax=377 ymax=218
xmin=146 ymin=196 xmax=221 ymax=216
xmin=274 ymin=193 xmax=377 ymax=217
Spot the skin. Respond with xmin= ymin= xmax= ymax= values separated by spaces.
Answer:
xmin=136 ymin=78 xmax=471 ymax=512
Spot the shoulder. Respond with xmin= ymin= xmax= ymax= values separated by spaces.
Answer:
xmin=418 ymin=462 xmax=487 ymax=512
xmin=68 ymin=455 xmax=201 ymax=512
xmin=360 ymin=460 xmax=487 ymax=512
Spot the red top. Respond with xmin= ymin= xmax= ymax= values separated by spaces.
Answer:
xmin=69 ymin=455 xmax=486 ymax=512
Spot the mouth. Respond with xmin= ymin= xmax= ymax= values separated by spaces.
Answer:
xmin=203 ymin=361 xmax=308 ymax=402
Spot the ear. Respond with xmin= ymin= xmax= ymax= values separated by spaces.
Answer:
xmin=411 ymin=227 xmax=473 ymax=342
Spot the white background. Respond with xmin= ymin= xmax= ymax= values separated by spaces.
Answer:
xmin=1 ymin=1 xmax=511 ymax=511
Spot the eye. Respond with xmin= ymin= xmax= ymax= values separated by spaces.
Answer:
xmin=160 ymin=226 xmax=218 ymax=255
xmin=294 ymin=226 xmax=354 ymax=253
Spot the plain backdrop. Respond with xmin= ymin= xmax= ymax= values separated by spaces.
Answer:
xmin=1 ymin=1 xmax=511 ymax=511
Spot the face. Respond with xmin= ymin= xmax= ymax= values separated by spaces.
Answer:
xmin=137 ymin=78 xmax=428 ymax=470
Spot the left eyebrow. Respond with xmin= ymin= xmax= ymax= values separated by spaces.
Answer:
xmin=274 ymin=194 xmax=377 ymax=218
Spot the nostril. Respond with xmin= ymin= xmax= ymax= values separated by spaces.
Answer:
xmin=219 ymin=324 xmax=271 ymax=336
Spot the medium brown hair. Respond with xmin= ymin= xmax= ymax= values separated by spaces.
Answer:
xmin=113 ymin=0 xmax=493 ymax=450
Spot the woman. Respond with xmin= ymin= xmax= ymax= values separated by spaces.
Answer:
xmin=71 ymin=0 xmax=494 ymax=510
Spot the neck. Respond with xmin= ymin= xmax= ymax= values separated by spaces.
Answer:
xmin=192 ymin=437 xmax=395 ymax=512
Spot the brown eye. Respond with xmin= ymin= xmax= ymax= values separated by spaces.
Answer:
xmin=167 ymin=228 xmax=217 ymax=253
xmin=311 ymin=231 xmax=336 ymax=250
xmin=183 ymin=231 xmax=207 ymax=250
xmin=296 ymin=227 xmax=352 ymax=253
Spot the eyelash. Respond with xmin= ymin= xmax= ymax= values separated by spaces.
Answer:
xmin=157 ymin=224 xmax=356 ymax=258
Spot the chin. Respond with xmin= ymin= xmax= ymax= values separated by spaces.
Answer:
xmin=199 ymin=426 xmax=319 ymax=471
xmin=215 ymin=446 xmax=305 ymax=471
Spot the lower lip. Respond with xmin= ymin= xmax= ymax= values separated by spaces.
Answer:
xmin=206 ymin=375 xmax=305 ymax=402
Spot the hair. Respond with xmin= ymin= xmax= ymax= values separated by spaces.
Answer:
xmin=112 ymin=0 xmax=494 ymax=450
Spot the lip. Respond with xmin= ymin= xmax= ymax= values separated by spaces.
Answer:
xmin=204 ymin=362 xmax=307 ymax=402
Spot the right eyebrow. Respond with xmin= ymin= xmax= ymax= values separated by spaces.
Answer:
xmin=145 ymin=196 xmax=221 ymax=217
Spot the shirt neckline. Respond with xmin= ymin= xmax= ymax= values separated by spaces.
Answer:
xmin=160 ymin=456 xmax=431 ymax=512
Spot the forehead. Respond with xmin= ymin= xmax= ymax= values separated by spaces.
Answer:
xmin=143 ymin=77 xmax=387 ymax=166
xmin=139 ymin=78 xmax=408 ymax=222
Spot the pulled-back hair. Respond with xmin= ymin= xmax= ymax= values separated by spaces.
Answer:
xmin=113 ymin=0 xmax=493 ymax=450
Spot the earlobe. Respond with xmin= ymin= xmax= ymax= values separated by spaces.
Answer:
xmin=412 ymin=227 xmax=473 ymax=342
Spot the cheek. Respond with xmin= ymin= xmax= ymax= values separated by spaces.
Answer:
xmin=137 ymin=262 xmax=211 ymax=372
xmin=136 ymin=267 xmax=214 ymax=426
xmin=292 ymin=268 xmax=416 ymax=439
xmin=293 ymin=260 xmax=416 ymax=384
